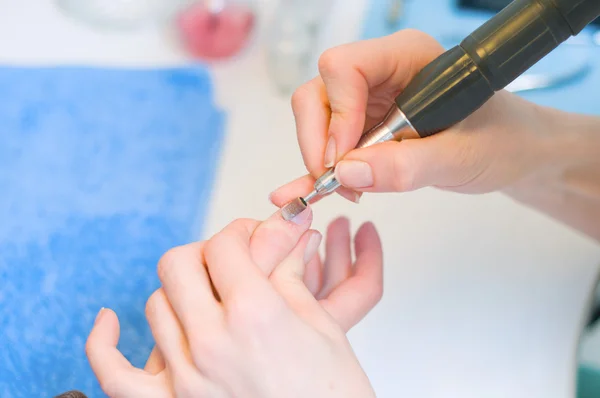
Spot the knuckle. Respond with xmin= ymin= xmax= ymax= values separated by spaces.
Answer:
xmin=318 ymin=48 xmax=342 ymax=75
xmin=218 ymin=218 xmax=257 ymax=241
xmin=205 ymin=218 xmax=257 ymax=260
xmin=228 ymin=218 xmax=255 ymax=234
xmin=202 ymin=237 xmax=219 ymax=265
xmin=156 ymin=246 xmax=186 ymax=282
xmin=290 ymin=85 xmax=308 ymax=110
xmin=144 ymin=289 xmax=162 ymax=320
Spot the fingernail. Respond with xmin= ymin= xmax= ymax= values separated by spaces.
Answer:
xmin=268 ymin=191 xmax=275 ymax=204
xmin=335 ymin=160 xmax=373 ymax=189
xmin=281 ymin=197 xmax=311 ymax=224
xmin=337 ymin=187 xmax=362 ymax=203
xmin=324 ymin=135 xmax=337 ymax=168
xmin=303 ymin=232 xmax=322 ymax=264
xmin=94 ymin=307 xmax=105 ymax=325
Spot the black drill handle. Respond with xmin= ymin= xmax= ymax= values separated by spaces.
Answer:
xmin=395 ymin=0 xmax=600 ymax=138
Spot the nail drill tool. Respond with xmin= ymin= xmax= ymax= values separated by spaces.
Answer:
xmin=294 ymin=0 xmax=600 ymax=209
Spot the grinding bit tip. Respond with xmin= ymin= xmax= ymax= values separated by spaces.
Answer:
xmin=281 ymin=197 xmax=308 ymax=221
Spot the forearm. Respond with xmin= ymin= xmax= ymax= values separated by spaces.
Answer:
xmin=505 ymin=108 xmax=600 ymax=242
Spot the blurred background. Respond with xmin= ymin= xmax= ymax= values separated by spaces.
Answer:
xmin=0 ymin=0 xmax=600 ymax=397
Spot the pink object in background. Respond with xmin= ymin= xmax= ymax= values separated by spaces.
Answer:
xmin=177 ymin=2 xmax=255 ymax=60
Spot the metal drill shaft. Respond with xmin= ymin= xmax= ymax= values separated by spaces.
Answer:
xmin=304 ymin=105 xmax=417 ymax=202
xmin=302 ymin=190 xmax=318 ymax=203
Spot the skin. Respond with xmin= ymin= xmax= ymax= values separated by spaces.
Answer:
xmin=270 ymin=29 xmax=600 ymax=241
xmin=86 ymin=206 xmax=383 ymax=397
xmin=86 ymin=28 xmax=600 ymax=397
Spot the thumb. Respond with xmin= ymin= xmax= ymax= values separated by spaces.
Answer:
xmin=334 ymin=133 xmax=482 ymax=193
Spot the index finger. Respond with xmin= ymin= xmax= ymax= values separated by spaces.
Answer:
xmin=204 ymin=200 xmax=314 ymax=300
xmin=290 ymin=29 xmax=444 ymax=177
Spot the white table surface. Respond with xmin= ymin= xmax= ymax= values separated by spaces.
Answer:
xmin=2 ymin=1 xmax=600 ymax=397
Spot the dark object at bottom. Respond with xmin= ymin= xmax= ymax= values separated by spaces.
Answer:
xmin=54 ymin=391 xmax=87 ymax=398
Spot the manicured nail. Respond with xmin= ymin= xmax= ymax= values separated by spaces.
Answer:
xmin=303 ymin=232 xmax=322 ymax=263
xmin=323 ymin=135 xmax=337 ymax=168
xmin=94 ymin=308 xmax=105 ymax=325
xmin=281 ymin=197 xmax=311 ymax=224
xmin=337 ymin=187 xmax=362 ymax=203
xmin=335 ymin=160 xmax=374 ymax=189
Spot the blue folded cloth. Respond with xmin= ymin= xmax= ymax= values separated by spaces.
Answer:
xmin=0 ymin=66 xmax=225 ymax=397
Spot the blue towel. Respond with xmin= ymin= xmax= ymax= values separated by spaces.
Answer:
xmin=0 ymin=66 xmax=225 ymax=397
xmin=361 ymin=0 xmax=600 ymax=115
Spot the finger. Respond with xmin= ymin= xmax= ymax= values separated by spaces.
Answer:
xmin=320 ymin=222 xmax=383 ymax=332
xmin=145 ymin=290 xmax=230 ymax=397
xmin=146 ymin=289 xmax=208 ymax=380
xmin=204 ymin=219 xmax=276 ymax=301
xmin=146 ymin=289 xmax=192 ymax=367
xmin=157 ymin=242 xmax=225 ymax=335
xmin=316 ymin=29 xmax=444 ymax=168
xmin=144 ymin=346 xmax=165 ymax=374
xmin=291 ymin=77 xmax=331 ymax=177
xmin=336 ymin=131 xmax=480 ymax=193
xmin=249 ymin=201 xmax=313 ymax=275
xmin=317 ymin=217 xmax=352 ymax=299
xmin=270 ymin=230 xmax=329 ymax=322
xmin=303 ymin=254 xmax=323 ymax=297
xmin=86 ymin=308 xmax=167 ymax=397
xmin=271 ymin=230 xmax=322 ymax=281
xmin=269 ymin=175 xmax=361 ymax=207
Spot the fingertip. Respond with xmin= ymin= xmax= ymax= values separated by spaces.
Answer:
xmin=303 ymin=230 xmax=323 ymax=265
xmin=327 ymin=216 xmax=350 ymax=235
xmin=355 ymin=221 xmax=382 ymax=252
xmin=88 ymin=307 xmax=120 ymax=348
xmin=356 ymin=220 xmax=377 ymax=236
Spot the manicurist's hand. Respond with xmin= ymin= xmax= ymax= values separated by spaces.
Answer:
xmin=86 ymin=204 xmax=383 ymax=397
xmin=270 ymin=29 xmax=558 ymax=205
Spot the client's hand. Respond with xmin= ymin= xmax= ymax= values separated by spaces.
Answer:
xmin=86 ymin=205 xmax=382 ymax=397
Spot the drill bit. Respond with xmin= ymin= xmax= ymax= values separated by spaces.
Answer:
xmin=281 ymin=197 xmax=308 ymax=221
